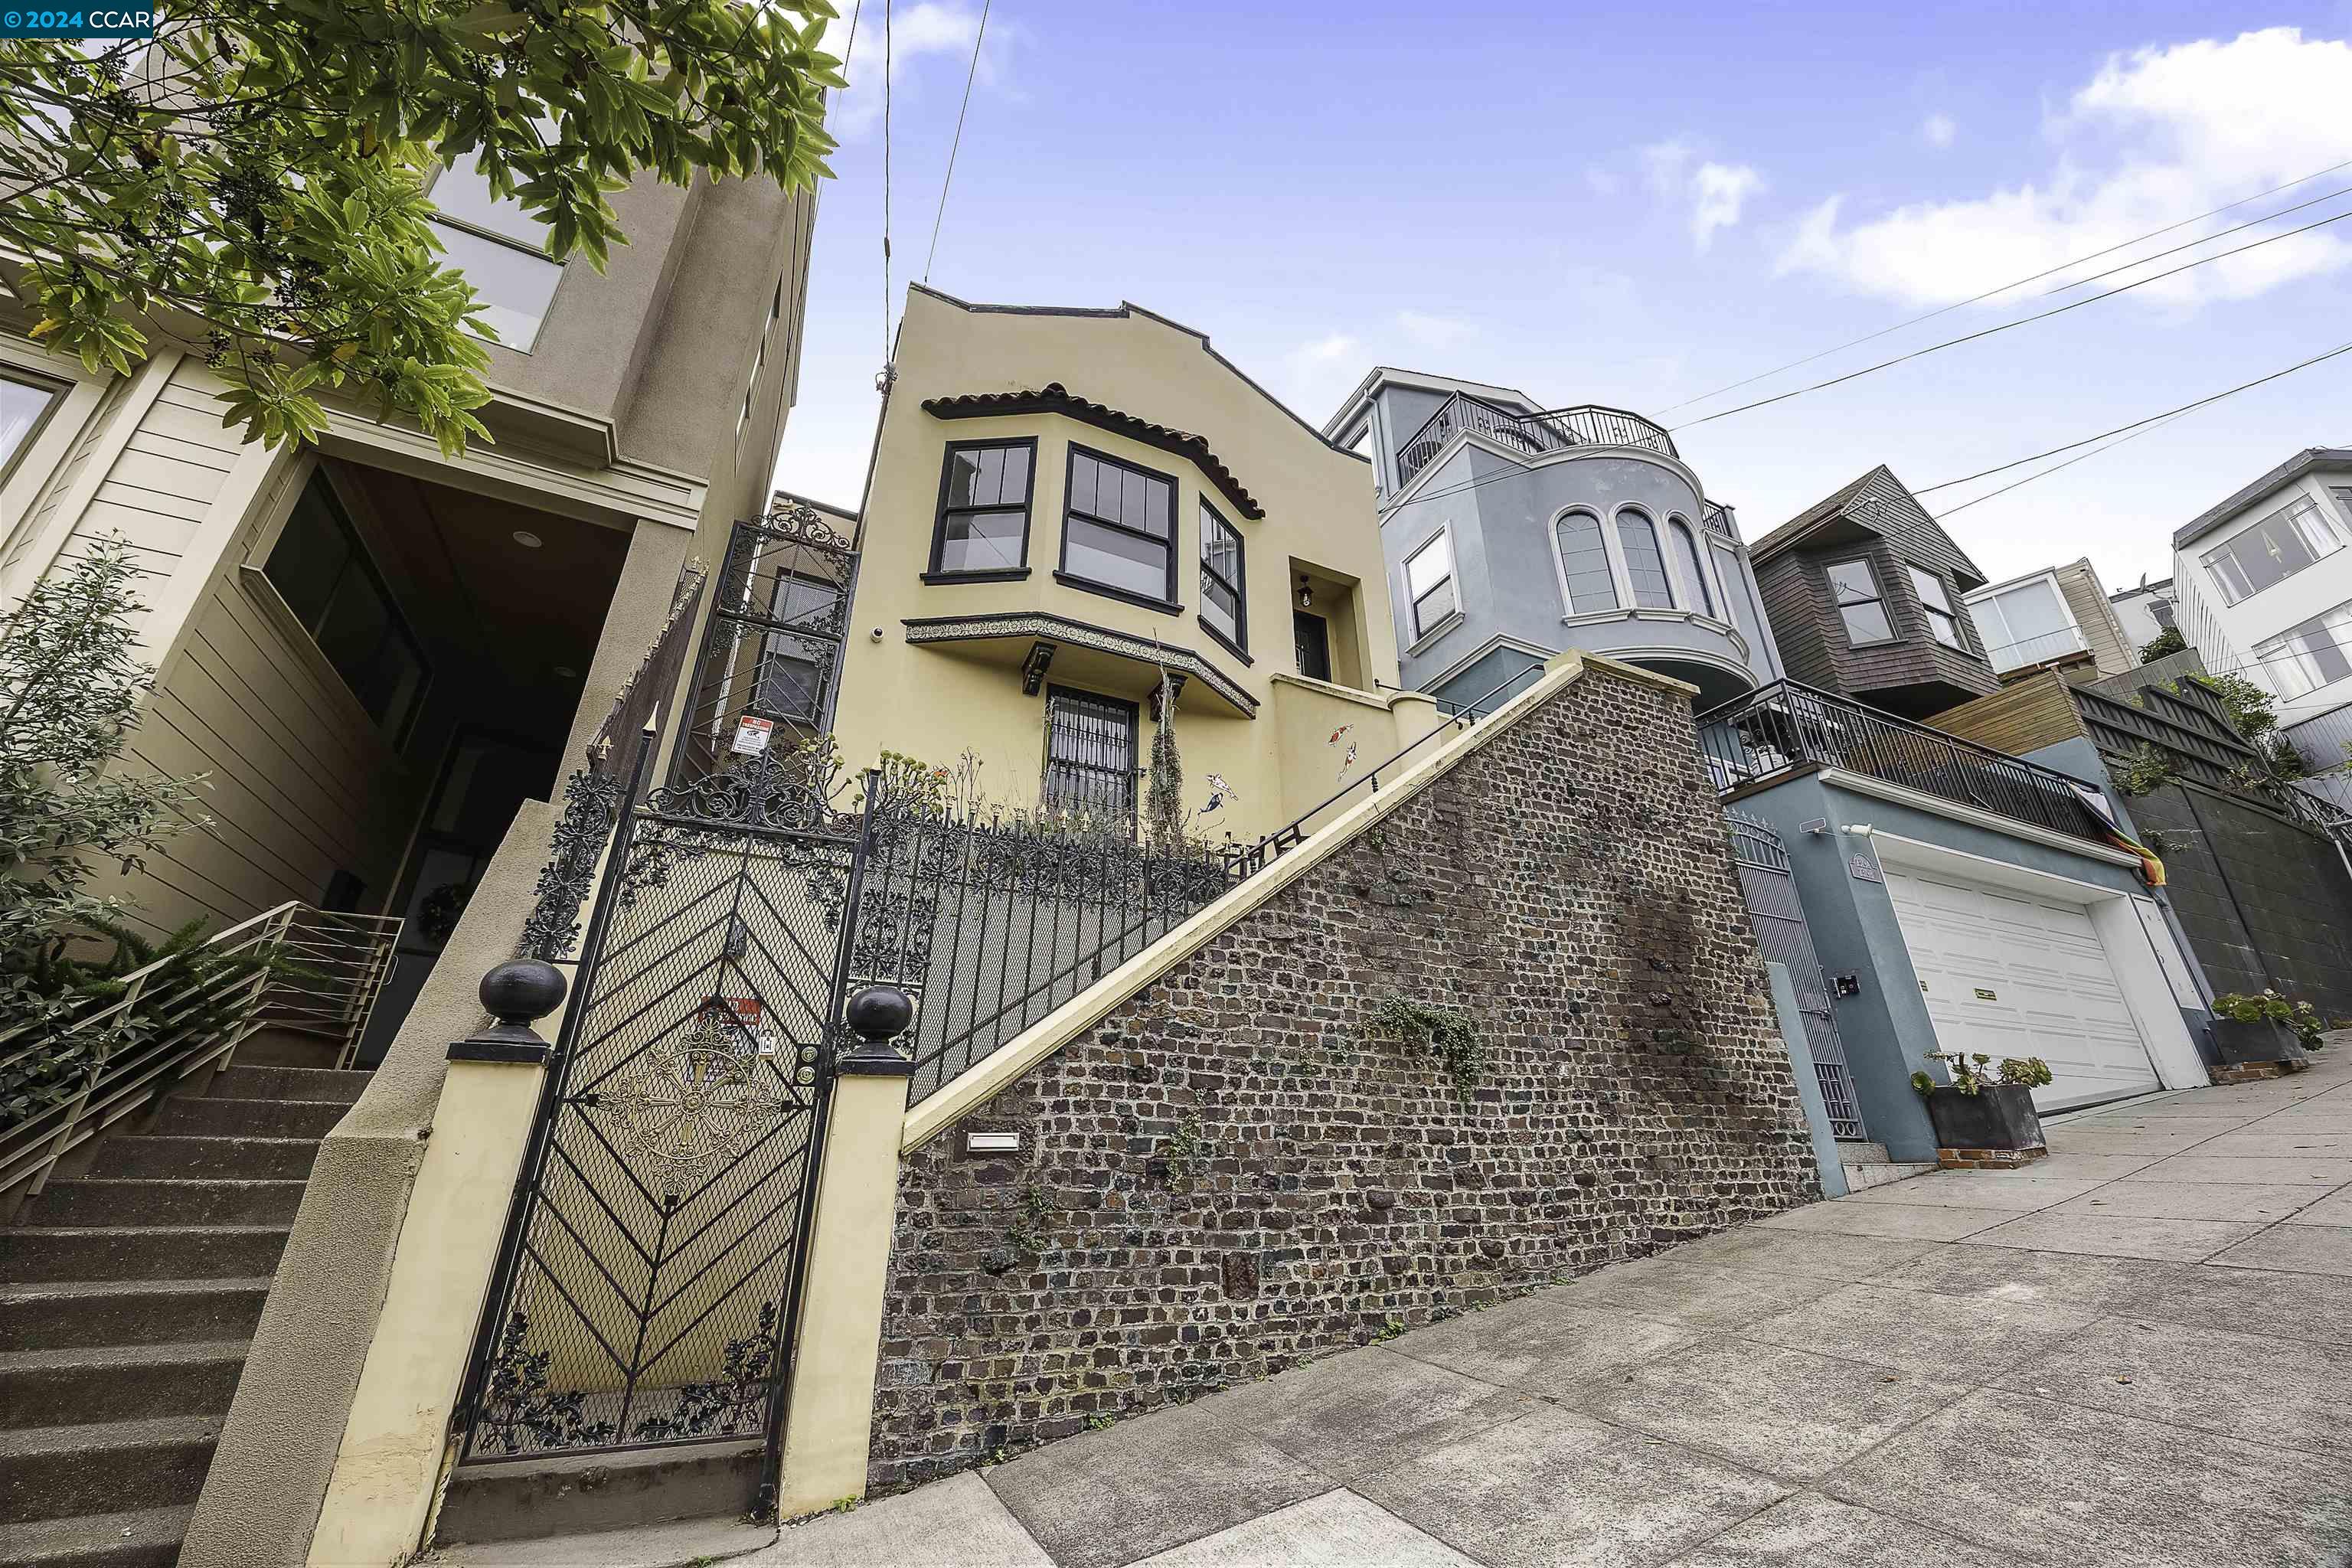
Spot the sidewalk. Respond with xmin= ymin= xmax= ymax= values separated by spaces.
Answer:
xmin=458 ymin=1042 xmax=2352 ymax=1568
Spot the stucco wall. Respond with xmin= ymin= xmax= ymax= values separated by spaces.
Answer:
xmin=1383 ymin=445 xmax=1772 ymax=707
xmin=866 ymin=661 xmax=1820 ymax=1492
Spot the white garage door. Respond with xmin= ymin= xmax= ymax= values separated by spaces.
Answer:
xmin=1884 ymin=869 xmax=2159 ymax=1112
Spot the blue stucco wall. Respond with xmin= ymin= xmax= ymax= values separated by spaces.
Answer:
xmin=1730 ymin=770 xmax=2168 ymax=1161
xmin=1380 ymin=441 xmax=1778 ymax=707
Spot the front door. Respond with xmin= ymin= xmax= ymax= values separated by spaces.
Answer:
xmin=1293 ymin=610 xmax=1331 ymax=681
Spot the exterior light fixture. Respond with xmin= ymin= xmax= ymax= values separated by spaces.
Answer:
xmin=1297 ymin=575 xmax=1313 ymax=610
xmin=553 ymin=665 xmax=579 ymax=680
xmin=512 ymin=530 xmax=544 ymax=549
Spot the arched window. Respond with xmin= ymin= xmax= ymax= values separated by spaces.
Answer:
xmin=1616 ymin=509 xmax=1674 ymax=609
xmin=1668 ymin=518 xmax=1714 ymax=617
xmin=1554 ymin=510 xmax=1619 ymax=614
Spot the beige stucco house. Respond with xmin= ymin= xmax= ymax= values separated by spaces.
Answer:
xmin=826 ymin=284 xmax=1443 ymax=850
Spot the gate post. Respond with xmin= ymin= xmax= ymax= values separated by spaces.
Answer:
xmin=773 ymin=986 xmax=916 ymax=1521
xmin=305 ymin=961 xmax=568 ymax=1566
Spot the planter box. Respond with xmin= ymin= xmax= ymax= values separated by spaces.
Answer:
xmin=1921 ymin=1083 xmax=2046 ymax=1153
xmin=2211 ymin=1016 xmax=2309 ymax=1067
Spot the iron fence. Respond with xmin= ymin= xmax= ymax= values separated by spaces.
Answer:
xmin=1395 ymin=391 xmax=1678 ymax=486
xmin=1697 ymin=680 xmax=2109 ymax=847
xmin=1724 ymin=810 xmax=1865 ymax=1140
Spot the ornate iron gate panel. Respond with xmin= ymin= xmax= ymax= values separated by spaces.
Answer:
xmin=1726 ymin=810 xmax=1867 ymax=1141
xmin=673 ymin=501 xmax=857 ymax=792
xmin=458 ymin=743 xmax=884 ymax=1471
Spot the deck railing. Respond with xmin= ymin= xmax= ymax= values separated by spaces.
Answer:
xmin=1395 ymin=391 xmax=1677 ymax=487
xmin=1697 ymin=680 xmax=2110 ymax=847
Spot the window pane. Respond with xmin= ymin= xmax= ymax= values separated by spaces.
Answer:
xmin=1406 ymin=533 xmax=1452 ymax=599
xmin=946 ymin=448 xmax=994 ymax=508
xmin=315 ymin=572 xmax=414 ymax=725
xmin=2203 ymin=544 xmax=2254 ymax=606
xmin=1712 ymin=541 xmax=1761 ymax=648
xmin=1555 ymin=512 xmax=1618 ymax=613
xmin=939 ymin=508 xmax=1026 ymax=572
xmin=264 ymin=476 xmax=354 ymax=632
xmin=1203 ymin=575 xmax=1241 ymax=642
xmin=1065 ymin=516 xmax=1169 ymax=599
xmin=1672 ymin=521 xmax=1714 ymax=616
xmin=1068 ymin=454 xmax=1099 ymax=517
xmin=2285 ymin=497 xmax=2344 ymax=560
xmin=429 ymin=146 xmax=551 ymax=247
xmin=756 ymin=645 xmax=822 ymax=717
xmin=1840 ymin=602 xmax=1894 ymax=642
xmin=1413 ymin=578 xmax=1457 ymax=634
xmin=1907 ymin=567 xmax=1954 ymax=614
xmin=1617 ymin=512 xmax=1673 ymax=609
xmin=1825 ymin=560 xmax=1878 ymax=605
xmin=1991 ymin=580 xmax=2068 ymax=641
xmin=432 ymin=222 xmax=560 ymax=349
xmin=769 ymin=570 xmax=838 ymax=627
xmin=1000 ymin=445 xmax=1031 ymax=504
xmin=0 ymin=373 xmax=58 ymax=472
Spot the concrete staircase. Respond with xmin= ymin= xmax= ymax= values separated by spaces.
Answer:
xmin=0 ymin=1063 xmax=366 ymax=1567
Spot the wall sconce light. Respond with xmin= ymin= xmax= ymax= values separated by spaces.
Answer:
xmin=1297 ymin=575 xmax=1313 ymax=610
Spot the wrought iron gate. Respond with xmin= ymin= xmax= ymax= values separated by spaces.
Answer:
xmin=672 ymin=501 xmax=857 ymax=792
xmin=456 ymin=740 xmax=914 ymax=1475
xmin=1726 ymin=810 xmax=1867 ymax=1141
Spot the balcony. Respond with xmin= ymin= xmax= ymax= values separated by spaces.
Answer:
xmin=1697 ymin=680 xmax=2112 ymax=848
xmin=1981 ymin=622 xmax=2089 ymax=674
xmin=1395 ymin=391 xmax=1678 ymax=488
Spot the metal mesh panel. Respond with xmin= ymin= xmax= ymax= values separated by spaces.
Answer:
xmin=1726 ymin=812 xmax=1867 ymax=1141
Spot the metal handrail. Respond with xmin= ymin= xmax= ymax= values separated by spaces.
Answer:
xmin=1 ymin=902 xmax=300 ymax=1221
xmin=254 ymin=908 xmax=407 ymax=1070
xmin=1696 ymin=679 xmax=2111 ymax=846
xmin=1395 ymin=391 xmax=1678 ymax=487
xmin=1225 ymin=662 xmax=1550 ymax=877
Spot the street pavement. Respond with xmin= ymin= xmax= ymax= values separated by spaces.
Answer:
xmin=446 ymin=1039 xmax=2352 ymax=1567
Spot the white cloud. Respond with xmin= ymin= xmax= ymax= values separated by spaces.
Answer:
xmin=1922 ymin=112 xmax=1957 ymax=149
xmin=1690 ymin=162 xmax=1764 ymax=250
xmin=1781 ymin=28 xmax=2352 ymax=307
xmin=827 ymin=2 xmax=1008 ymax=140
xmin=1396 ymin=311 xmax=1475 ymax=350
xmin=1637 ymin=139 xmax=1763 ymax=251
xmin=1272 ymin=332 xmax=1365 ymax=423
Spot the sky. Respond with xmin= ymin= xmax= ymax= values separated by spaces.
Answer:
xmin=769 ymin=2 xmax=2352 ymax=596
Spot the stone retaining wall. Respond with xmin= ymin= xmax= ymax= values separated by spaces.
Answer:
xmin=865 ymin=662 xmax=1820 ymax=1492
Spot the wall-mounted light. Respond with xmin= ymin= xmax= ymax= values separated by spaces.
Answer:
xmin=1799 ymin=818 xmax=1829 ymax=836
xmin=553 ymin=665 xmax=579 ymax=680
xmin=965 ymin=1130 xmax=1021 ymax=1155
xmin=511 ymin=530 xmax=543 ymax=549
xmin=1297 ymin=575 xmax=1313 ymax=610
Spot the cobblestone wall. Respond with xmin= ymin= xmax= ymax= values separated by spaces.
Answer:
xmin=866 ymin=664 xmax=1820 ymax=1492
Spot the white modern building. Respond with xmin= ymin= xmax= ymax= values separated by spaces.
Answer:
xmin=2109 ymin=574 xmax=2178 ymax=655
xmin=2172 ymin=449 xmax=2352 ymax=744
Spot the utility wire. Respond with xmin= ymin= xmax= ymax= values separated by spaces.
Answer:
xmin=1912 ymin=338 xmax=2352 ymax=498
xmin=2031 ymin=180 xmax=2352 ymax=299
xmin=922 ymin=0 xmax=990 ymax=283
xmin=1668 ymin=205 xmax=2352 ymax=433
xmin=1655 ymin=155 xmax=2352 ymax=416
xmin=880 ymin=0 xmax=893 ymax=370
xmin=1930 ymin=407 xmax=2199 ymax=521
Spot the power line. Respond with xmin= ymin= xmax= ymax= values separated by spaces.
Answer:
xmin=1913 ymin=338 xmax=2352 ymax=498
xmin=1929 ymin=407 xmax=2198 ymax=521
xmin=880 ymin=0 xmax=894 ymax=370
xmin=1655 ymin=155 xmax=2352 ymax=416
xmin=922 ymin=0 xmax=989 ymax=284
xmin=1668 ymin=204 xmax=2352 ymax=433
xmin=2033 ymin=180 xmax=2352 ymax=299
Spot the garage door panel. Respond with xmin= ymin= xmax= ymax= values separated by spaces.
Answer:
xmin=1886 ymin=869 xmax=2158 ymax=1112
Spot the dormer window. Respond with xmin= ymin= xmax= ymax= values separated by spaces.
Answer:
xmin=1826 ymin=558 xmax=1893 ymax=645
xmin=1907 ymin=566 xmax=1965 ymax=650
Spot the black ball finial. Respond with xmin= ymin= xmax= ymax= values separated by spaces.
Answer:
xmin=844 ymin=985 xmax=915 ymax=1044
xmin=479 ymin=959 xmax=568 ymax=1026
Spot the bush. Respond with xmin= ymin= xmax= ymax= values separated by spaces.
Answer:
xmin=2211 ymin=991 xmax=2325 ymax=1052
xmin=2139 ymin=627 xmax=2187 ymax=662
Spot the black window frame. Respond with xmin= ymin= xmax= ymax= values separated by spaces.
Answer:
xmin=925 ymin=436 xmax=1038 ymax=583
xmin=1054 ymin=443 xmax=1180 ymax=613
xmin=1197 ymin=498 xmax=1247 ymax=657
xmin=1905 ymin=564 xmax=1968 ymax=652
xmin=1824 ymin=556 xmax=1896 ymax=648
xmin=1403 ymin=527 xmax=1458 ymax=641
xmin=261 ymin=468 xmax=433 ymax=746
xmin=1040 ymin=684 xmax=1141 ymax=820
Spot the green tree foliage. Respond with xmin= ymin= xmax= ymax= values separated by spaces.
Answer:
xmin=2138 ymin=626 xmax=2187 ymax=662
xmin=0 ymin=0 xmax=841 ymax=456
xmin=1 ymin=537 xmax=210 ymax=1040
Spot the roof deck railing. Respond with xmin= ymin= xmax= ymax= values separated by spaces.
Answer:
xmin=1395 ymin=391 xmax=1677 ymax=488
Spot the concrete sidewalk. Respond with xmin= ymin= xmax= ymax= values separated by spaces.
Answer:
xmin=450 ymin=1044 xmax=2352 ymax=1568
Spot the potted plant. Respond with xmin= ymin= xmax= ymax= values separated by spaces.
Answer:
xmin=2208 ymin=991 xmax=2314 ymax=1065
xmin=1909 ymin=1053 xmax=2052 ymax=1152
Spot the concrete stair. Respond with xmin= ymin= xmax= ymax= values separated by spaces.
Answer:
xmin=433 ymin=1441 xmax=767 ymax=1549
xmin=0 ymin=1062 xmax=365 ymax=1567
xmin=1836 ymin=1139 xmax=1939 ymax=1194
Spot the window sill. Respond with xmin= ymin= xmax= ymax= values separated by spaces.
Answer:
xmin=923 ymin=567 xmax=1031 ymax=586
xmin=1054 ymin=571 xmax=1181 ymax=616
xmin=1197 ymin=615 xmax=1253 ymax=666
xmin=1405 ymin=609 xmax=1465 ymax=658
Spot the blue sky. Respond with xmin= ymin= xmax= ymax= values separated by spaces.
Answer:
xmin=772 ymin=2 xmax=2352 ymax=596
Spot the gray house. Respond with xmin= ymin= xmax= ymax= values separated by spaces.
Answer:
xmin=1323 ymin=370 xmax=1781 ymax=712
